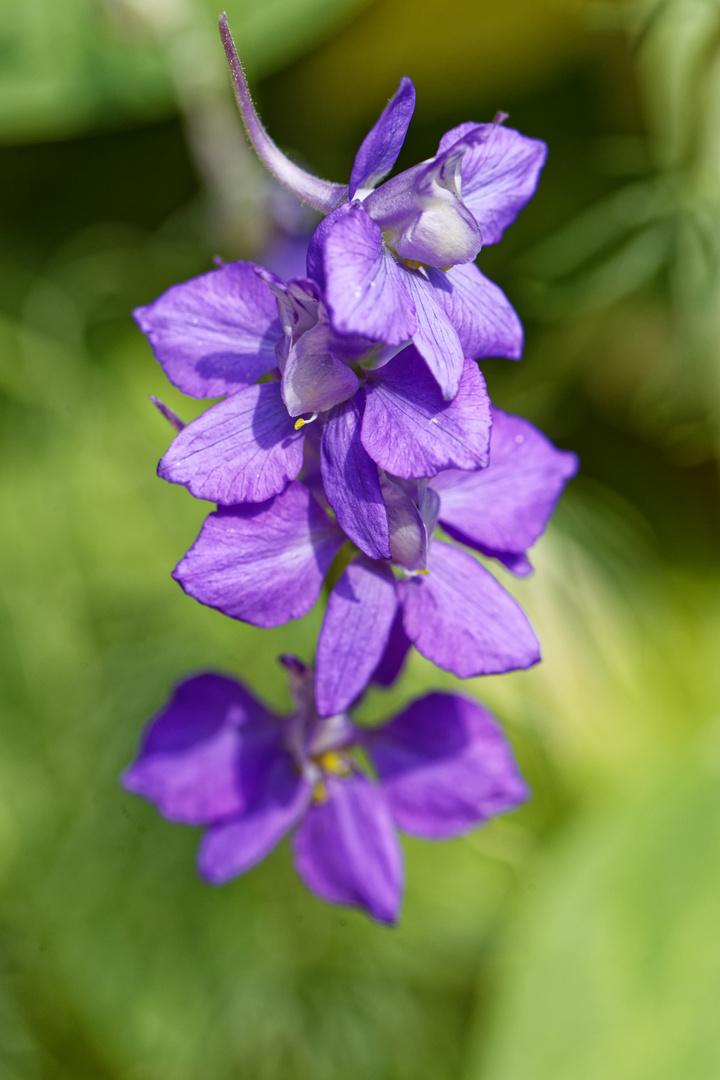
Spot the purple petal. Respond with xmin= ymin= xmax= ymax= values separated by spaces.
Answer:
xmin=315 ymin=558 xmax=398 ymax=716
xmin=362 ymin=348 xmax=491 ymax=478
xmin=158 ymin=381 xmax=303 ymax=505
xmin=281 ymin=322 xmax=361 ymax=416
xmin=321 ymin=395 xmax=391 ymax=561
xmin=426 ymin=262 xmax=524 ymax=361
xmin=122 ymin=673 xmax=280 ymax=826
xmin=174 ymin=482 xmax=344 ymax=627
xmin=320 ymin=204 xmax=416 ymax=345
xmin=133 ymin=261 xmax=280 ymax=398
xmin=431 ymin=409 xmax=579 ymax=562
xmin=367 ymin=692 xmax=529 ymax=839
xmin=399 ymin=541 xmax=540 ymax=677
xmin=372 ymin=610 xmax=412 ymax=687
xmin=402 ymin=269 xmax=465 ymax=398
xmin=349 ymin=77 xmax=416 ymax=199
xmin=439 ymin=122 xmax=547 ymax=246
xmin=364 ymin=146 xmax=483 ymax=267
xmin=258 ymin=272 xmax=362 ymax=416
xmin=198 ymin=754 xmax=312 ymax=884
xmin=293 ymin=775 xmax=403 ymax=924
xmin=380 ymin=475 xmax=428 ymax=571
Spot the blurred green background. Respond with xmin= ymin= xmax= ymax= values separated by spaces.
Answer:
xmin=2 ymin=0 xmax=720 ymax=1076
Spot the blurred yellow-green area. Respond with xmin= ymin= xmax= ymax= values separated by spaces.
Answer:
xmin=2 ymin=0 xmax=720 ymax=1076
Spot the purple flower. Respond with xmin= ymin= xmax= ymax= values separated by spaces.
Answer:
xmin=172 ymin=410 xmax=578 ymax=701
xmin=122 ymin=658 xmax=528 ymax=923
xmin=135 ymin=259 xmax=491 ymax=519
xmin=219 ymin=15 xmax=545 ymax=397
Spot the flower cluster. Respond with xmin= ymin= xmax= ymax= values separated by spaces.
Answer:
xmin=123 ymin=16 xmax=578 ymax=923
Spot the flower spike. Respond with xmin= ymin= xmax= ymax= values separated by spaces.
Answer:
xmin=219 ymin=14 xmax=347 ymax=214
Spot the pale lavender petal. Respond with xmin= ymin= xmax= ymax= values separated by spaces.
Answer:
xmin=436 ymin=122 xmax=477 ymax=153
xmin=293 ymin=775 xmax=403 ymax=924
xmin=282 ymin=322 xmax=361 ymax=416
xmin=133 ymin=261 xmax=280 ymax=398
xmin=431 ymin=409 xmax=579 ymax=561
xmin=380 ymin=475 xmax=428 ymax=571
xmin=367 ymin=692 xmax=529 ymax=839
xmin=362 ymin=349 xmax=491 ymax=478
xmin=364 ymin=144 xmax=483 ymax=267
xmin=198 ymin=754 xmax=312 ymax=884
xmin=399 ymin=541 xmax=540 ymax=677
xmin=321 ymin=204 xmax=416 ymax=345
xmin=321 ymin=396 xmax=391 ymax=561
xmin=372 ymin=610 xmax=412 ymax=687
xmin=260 ymin=271 xmax=320 ymax=348
xmin=403 ymin=269 xmax=464 ymax=398
xmin=174 ymin=482 xmax=344 ymax=627
xmin=439 ymin=122 xmax=547 ymax=245
xmin=158 ymin=382 xmax=303 ymax=505
xmin=418 ymin=482 xmax=441 ymax=538
xmin=122 ymin=673 xmax=280 ymax=826
xmin=349 ymin=77 xmax=416 ymax=199
xmin=315 ymin=558 xmax=398 ymax=716
xmin=426 ymin=262 xmax=524 ymax=361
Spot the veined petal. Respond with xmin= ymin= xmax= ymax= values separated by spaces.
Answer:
xmin=349 ymin=77 xmax=416 ymax=199
xmin=315 ymin=558 xmax=398 ymax=717
xmin=372 ymin=609 xmax=412 ymax=687
xmin=258 ymin=272 xmax=320 ymax=351
xmin=426 ymin=263 xmax=524 ymax=361
xmin=321 ymin=204 xmax=416 ymax=345
xmin=220 ymin=16 xmax=346 ymax=215
xmin=133 ymin=261 xmax=280 ymax=399
xmin=364 ymin=146 xmax=483 ymax=268
xmin=438 ymin=122 xmax=547 ymax=246
xmin=122 ymin=673 xmax=279 ymax=826
xmin=293 ymin=774 xmax=403 ymax=924
xmin=399 ymin=541 xmax=540 ymax=677
xmin=431 ymin=409 xmax=579 ymax=562
xmin=367 ymin=692 xmax=529 ymax=839
xmin=402 ymin=269 xmax=465 ymax=399
xmin=282 ymin=322 xmax=361 ymax=416
xmin=158 ymin=382 xmax=303 ymax=505
xmin=198 ymin=754 xmax=312 ymax=884
xmin=380 ymin=475 xmax=428 ymax=571
xmin=321 ymin=394 xmax=391 ymax=561
xmin=362 ymin=348 xmax=491 ymax=478
xmin=173 ymin=482 xmax=344 ymax=627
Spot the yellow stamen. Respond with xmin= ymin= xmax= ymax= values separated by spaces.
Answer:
xmin=315 ymin=750 xmax=352 ymax=776
xmin=439 ymin=266 xmax=453 ymax=271
xmin=416 ymin=568 xmax=430 ymax=575
xmin=405 ymin=258 xmax=424 ymax=270
xmin=293 ymin=411 xmax=318 ymax=431
xmin=313 ymin=778 xmax=328 ymax=804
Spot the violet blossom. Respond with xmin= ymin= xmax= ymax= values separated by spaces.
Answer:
xmin=135 ymin=261 xmax=492 ymax=539
xmin=171 ymin=410 xmax=578 ymax=707
xmin=122 ymin=658 xmax=528 ymax=923
xmin=219 ymin=14 xmax=545 ymax=397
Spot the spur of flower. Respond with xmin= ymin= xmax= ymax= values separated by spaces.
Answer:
xmin=135 ymin=261 xmax=494 ymax=536
xmin=122 ymin=657 xmax=528 ymax=923
xmin=219 ymin=14 xmax=545 ymax=397
xmin=172 ymin=409 xmax=578 ymax=708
